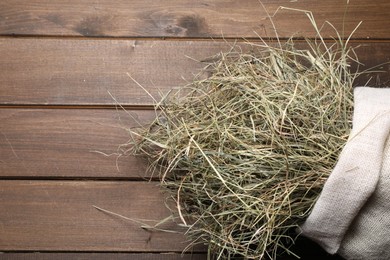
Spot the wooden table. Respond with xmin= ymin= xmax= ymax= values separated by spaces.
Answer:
xmin=0 ymin=1 xmax=389 ymax=259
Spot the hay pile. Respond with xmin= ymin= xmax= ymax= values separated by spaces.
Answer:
xmin=127 ymin=16 xmax=360 ymax=259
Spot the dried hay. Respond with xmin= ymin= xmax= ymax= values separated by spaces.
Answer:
xmin=124 ymin=10 xmax=364 ymax=260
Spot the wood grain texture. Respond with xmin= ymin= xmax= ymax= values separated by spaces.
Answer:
xmin=0 ymin=38 xmax=210 ymax=105
xmin=0 ymin=38 xmax=389 ymax=106
xmin=0 ymin=0 xmax=389 ymax=39
xmin=0 ymin=181 xmax=196 ymax=252
xmin=0 ymin=109 xmax=155 ymax=178
xmin=0 ymin=178 xmax=346 ymax=258
xmin=0 ymin=253 xmax=207 ymax=260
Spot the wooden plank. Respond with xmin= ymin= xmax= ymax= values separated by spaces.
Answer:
xmin=0 ymin=178 xmax=344 ymax=258
xmin=0 ymin=109 xmax=156 ymax=178
xmin=0 ymin=253 xmax=207 ymax=260
xmin=0 ymin=177 xmax=344 ymax=258
xmin=0 ymin=38 xmax=389 ymax=106
xmin=0 ymin=181 xmax=199 ymax=252
xmin=0 ymin=39 xmax=212 ymax=105
xmin=0 ymin=0 xmax=389 ymax=39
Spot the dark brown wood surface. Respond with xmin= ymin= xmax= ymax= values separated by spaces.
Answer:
xmin=0 ymin=181 xmax=194 ymax=251
xmin=1 ymin=1 xmax=389 ymax=259
xmin=0 ymin=0 xmax=389 ymax=39
xmin=0 ymin=39 xmax=389 ymax=106
xmin=0 ymin=109 xmax=154 ymax=178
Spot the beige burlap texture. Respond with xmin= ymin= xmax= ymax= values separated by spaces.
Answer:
xmin=300 ymin=87 xmax=390 ymax=259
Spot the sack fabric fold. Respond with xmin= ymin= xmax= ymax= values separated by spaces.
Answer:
xmin=300 ymin=87 xmax=390 ymax=259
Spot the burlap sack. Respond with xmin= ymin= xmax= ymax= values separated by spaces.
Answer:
xmin=300 ymin=87 xmax=390 ymax=259
xmin=338 ymin=135 xmax=390 ymax=259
